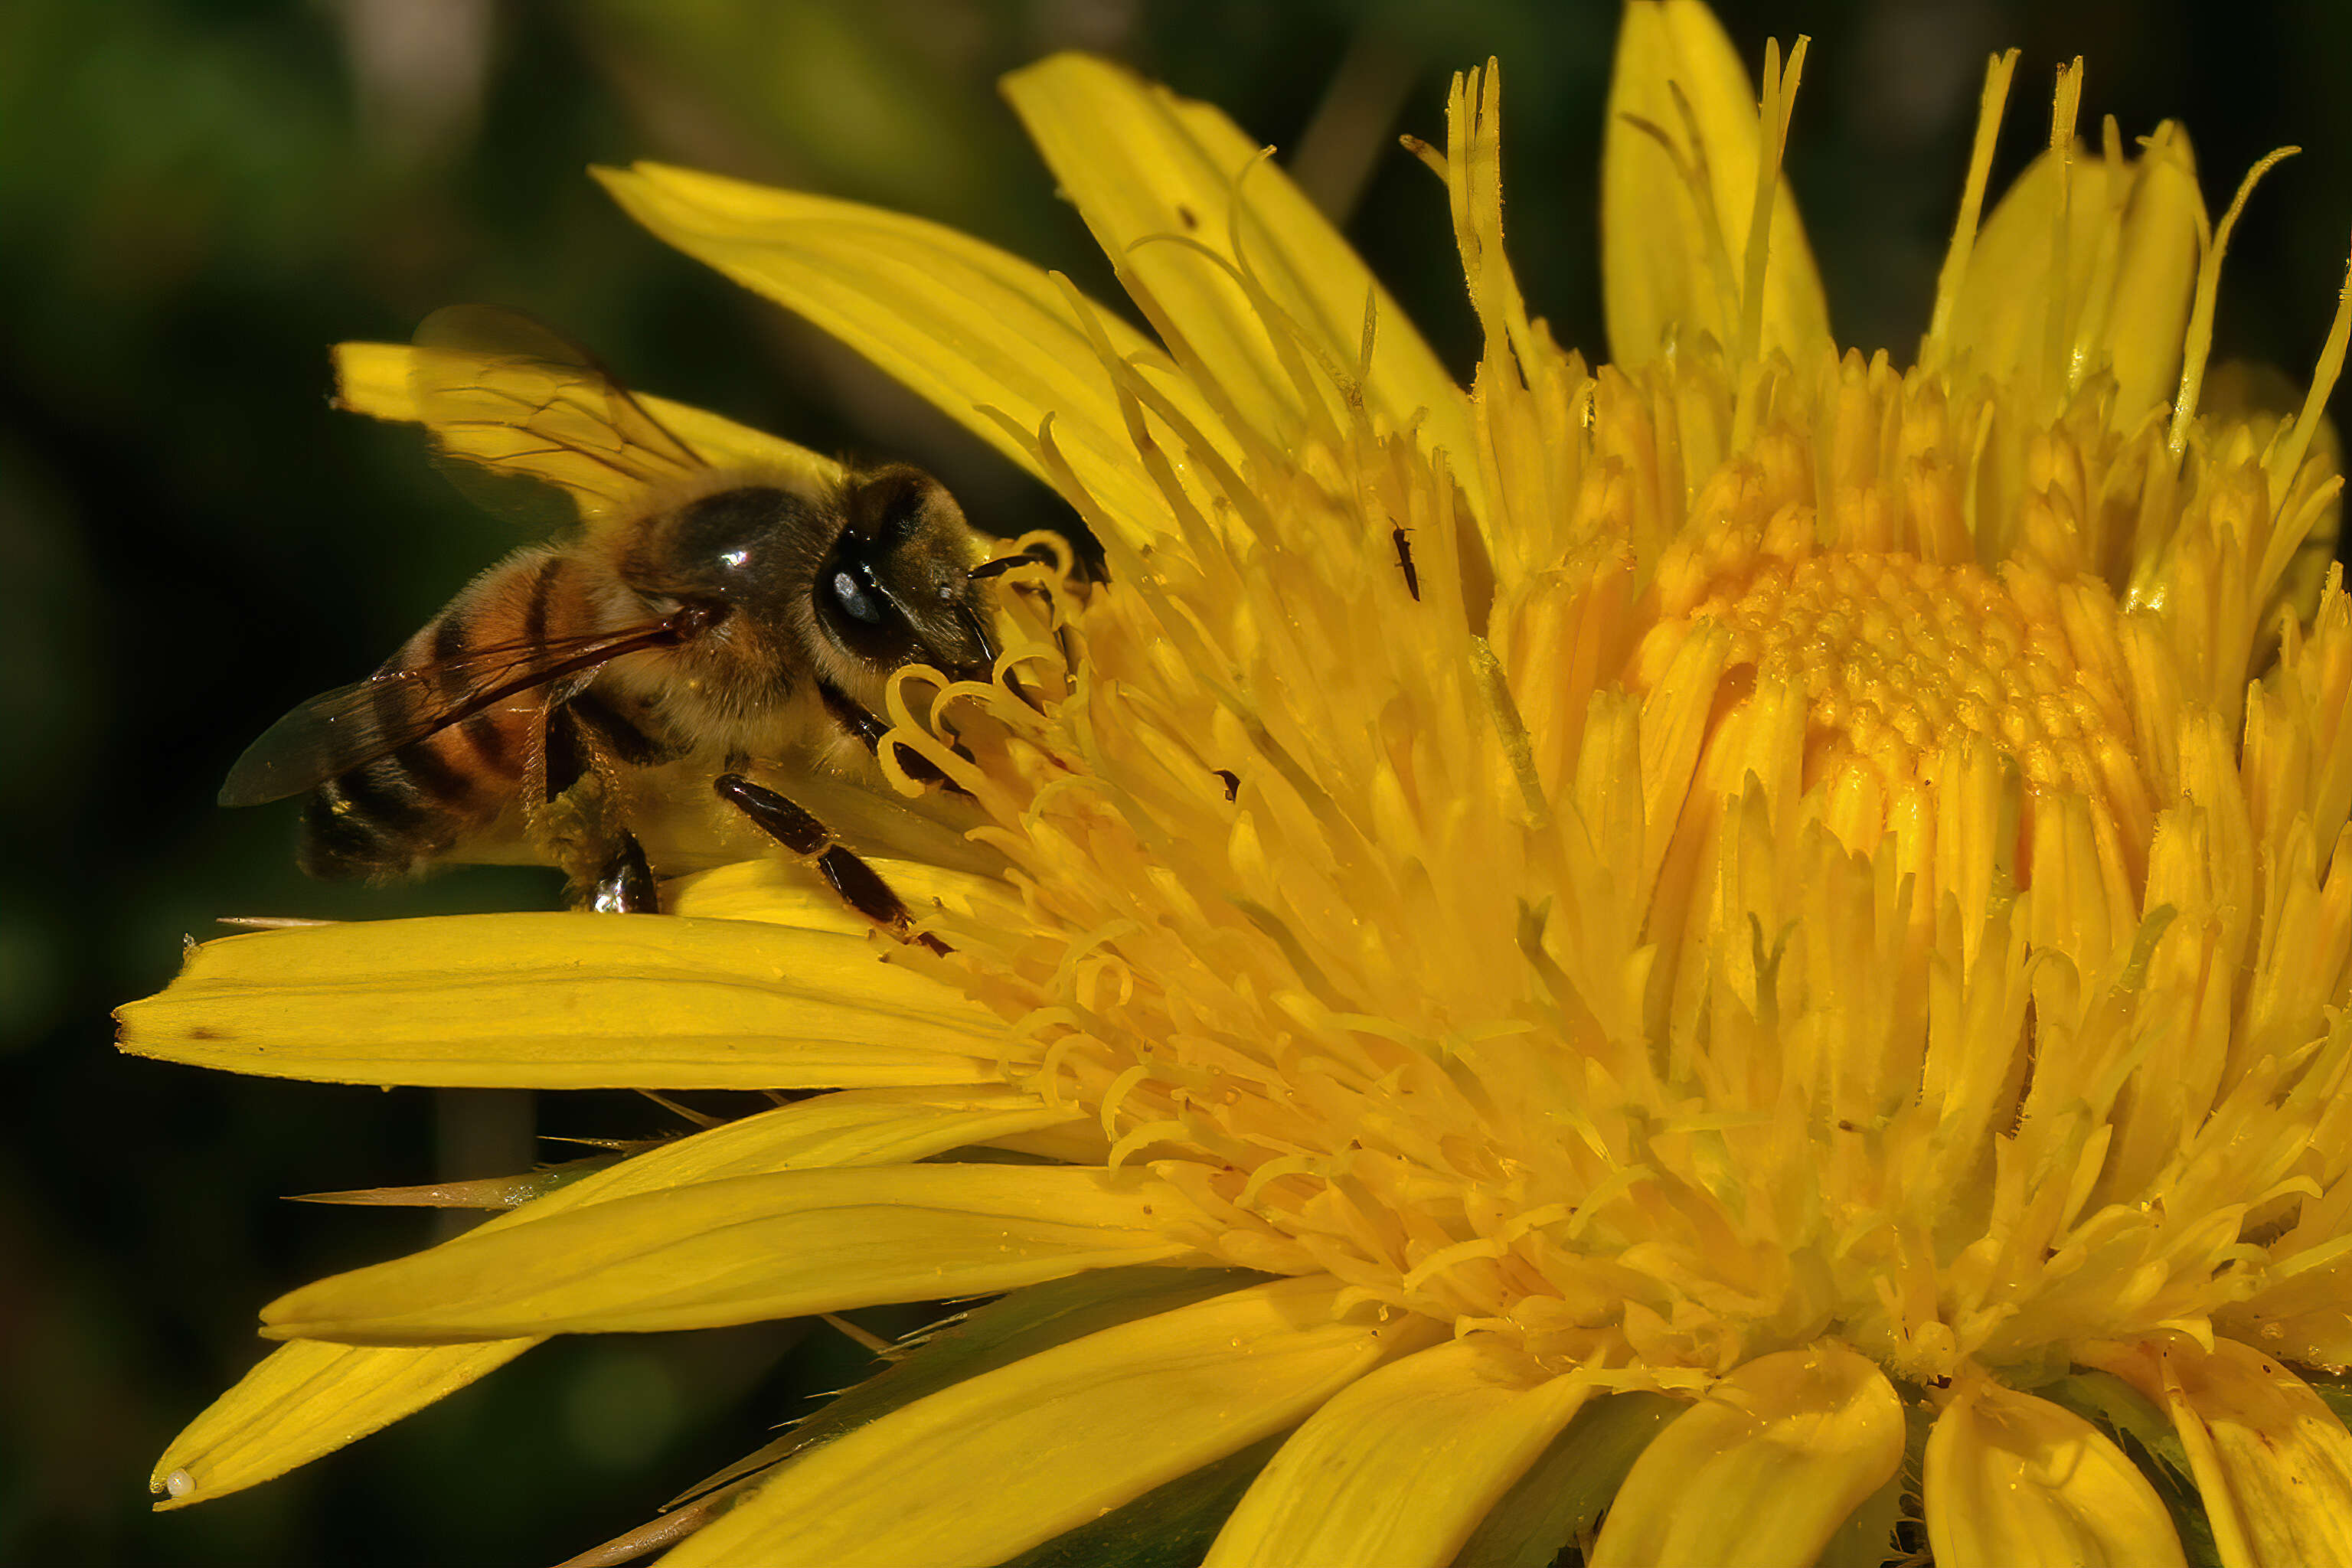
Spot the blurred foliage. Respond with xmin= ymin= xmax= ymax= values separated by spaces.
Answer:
xmin=8 ymin=0 xmax=2352 ymax=1561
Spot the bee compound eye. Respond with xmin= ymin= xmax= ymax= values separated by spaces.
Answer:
xmin=829 ymin=567 xmax=884 ymax=626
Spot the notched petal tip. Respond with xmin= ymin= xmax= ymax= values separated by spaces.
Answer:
xmin=2092 ymin=1334 xmax=2352 ymax=1566
xmin=331 ymin=340 xmax=413 ymax=420
xmin=148 ymin=1338 xmax=536 ymax=1510
xmin=1204 ymin=1338 xmax=1593 ymax=1568
xmin=1924 ymin=1377 xmax=2188 ymax=1568
xmin=1587 ymin=1342 xmax=1903 ymax=1568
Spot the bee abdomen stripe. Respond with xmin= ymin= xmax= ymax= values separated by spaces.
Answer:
xmin=362 ymin=665 xmax=475 ymax=808
xmin=459 ymin=711 xmax=515 ymax=773
xmin=324 ymin=763 xmax=436 ymax=832
xmin=430 ymin=606 xmax=470 ymax=673
xmin=416 ymin=605 xmax=519 ymax=776
xmin=299 ymin=773 xmax=438 ymax=880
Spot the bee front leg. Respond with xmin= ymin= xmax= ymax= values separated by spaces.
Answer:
xmin=815 ymin=680 xmax=971 ymax=795
xmin=714 ymin=773 xmax=946 ymax=952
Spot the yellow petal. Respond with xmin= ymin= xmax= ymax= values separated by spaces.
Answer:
xmin=1000 ymin=54 xmax=1482 ymax=518
xmin=333 ymin=341 xmax=841 ymax=492
xmin=2090 ymin=1335 xmax=2352 ymax=1568
xmin=1200 ymin=1336 xmax=1593 ymax=1568
xmin=260 ymin=1164 xmax=1194 ymax=1343
xmin=1924 ymin=1377 xmax=2187 ymax=1567
xmin=116 ymin=913 xmax=1004 ymax=1089
xmin=665 ymin=854 xmax=993 ymax=931
xmin=149 ymin=1338 xmax=532 ymax=1512
xmin=594 ymin=161 xmax=1194 ymax=548
xmin=2101 ymin=124 xmax=2203 ymax=423
xmin=1450 ymin=1392 xmax=1682 ymax=1566
xmin=1602 ymin=0 xmax=1830 ymax=368
xmin=1587 ymin=1341 xmax=1906 ymax=1568
xmin=661 ymin=1276 xmax=1442 ymax=1568
xmin=1939 ymin=108 xmax=2078 ymax=395
xmin=2217 ymin=1240 xmax=2352 ymax=1367
xmin=154 ymin=1085 xmax=1074 ymax=1506
xmin=1940 ymin=126 xmax=2204 ymax=419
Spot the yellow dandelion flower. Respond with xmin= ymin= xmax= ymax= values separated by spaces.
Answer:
xmin=121 ymin=3 xmax=2352 ymax=1563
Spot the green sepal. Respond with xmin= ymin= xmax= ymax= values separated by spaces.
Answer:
xmin=1448 ymin=1390 xmax=1680 ymax=1568
xmin=2301 ymin=1366 xmax=2352 ymax=1432
xmin=1815 ymin=1439 xmax=1904 ymax=1568
xmin=2036 ymin=1369 xmax=2223 ymax=1568
xmin=988 ymin=1430 xmax=1290 ymax=1568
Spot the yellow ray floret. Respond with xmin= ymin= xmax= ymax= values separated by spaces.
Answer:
xmin=261 ymin=1163 xmax=1199 ymax=1343
xmin=151 ymin=1085 xmax=1078 ymax=1504
xmin=1602 ymin=0 xmax=1829 ymax=371
xmin=1200 ymin=1336 xmax=1596 ymax=1568
xmin=999 ymin=53 xmax=1482 ymax=520
xmin=2090 ymin=1333 xmax=2352 ymax=1568
xmin=661 ymin=1277 xmax=1439 ymax=1568
xmin=1587 ymin=1343 xmax=1905 ymax=1568
xmin=334 ymin=339 xmax=844 ymax=512
xmin=117 ymin=912 xmax=1004 ymax=1089
xmin=590 ymin=160 xmax=1199 ymax=549
xmin=1923 ymin=1376 xmax=2187 ymax=1567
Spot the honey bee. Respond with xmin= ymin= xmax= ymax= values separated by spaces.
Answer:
xmin=220 ymin=307 xmax=1003 ymax=922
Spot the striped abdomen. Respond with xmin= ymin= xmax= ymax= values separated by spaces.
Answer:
xmin=299 ymin=547 xmax=592 ymax=880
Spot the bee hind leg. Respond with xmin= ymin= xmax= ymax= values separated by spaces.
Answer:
xmin=541 ymin=700 xmax=661 ymax=914
xmin=714 ymin=773 xmax=947 ymax=953
xmin=590 ymin=831 xmax=658 ymax=913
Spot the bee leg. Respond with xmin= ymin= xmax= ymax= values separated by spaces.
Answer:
xmin=816 ymin=681 xmax=972 ymax=796
xmin=543 ymin=700 xmax=658 ymax=913
xmin=542 ymin=703 xmax=586 ymax=802
xmin=590 ymin=831 xmax=658 ymax=913
xmin=714 ymin=773 xmax=949 ymax=953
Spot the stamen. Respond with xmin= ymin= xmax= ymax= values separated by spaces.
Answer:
xmin=2171 ymin=145 xmax=2301 ymax=456
xmin=1449 ymin=64 xmax=1543 ymax=376
xmin=1736 ymin=35 xmax=1809 ymax=371
xmin=1662 ymin=80 xmax=1742 ymax=344
xmin=2043 ymin=58 xmax=2086 ymax=400
xmin=2271 ymin=234 xmax=2352 ymax=495
xmin=1396 ymin=132 xmax=1447 ymax=181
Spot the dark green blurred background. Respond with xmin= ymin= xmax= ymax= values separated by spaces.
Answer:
xmin=9 ymin=0 xmax=2351 ymax=1562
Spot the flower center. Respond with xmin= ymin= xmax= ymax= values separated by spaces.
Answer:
xmin=1707 ymin=551 xmax=2127 ymax=800
xmin=1625 ymin=531 xmax=2150 ymax=878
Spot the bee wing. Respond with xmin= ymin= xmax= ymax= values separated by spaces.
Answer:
xmin=218 ymin=619 xmax=686 ymax=807
xmin=407 ymin=305 xmax=711 ymax=529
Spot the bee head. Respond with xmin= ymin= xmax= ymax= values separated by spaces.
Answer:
xmin=627 ymin=469 xmax=996 ymax=704
xmin=811 ymin=466 xmax=997 ymax=686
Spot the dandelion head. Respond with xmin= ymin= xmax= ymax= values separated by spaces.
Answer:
xmin=124 ymin=5 xmax=2352 ymax=1563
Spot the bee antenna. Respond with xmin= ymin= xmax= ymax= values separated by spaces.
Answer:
xmin=965 ymin=554 xmax=1031 ymax=581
